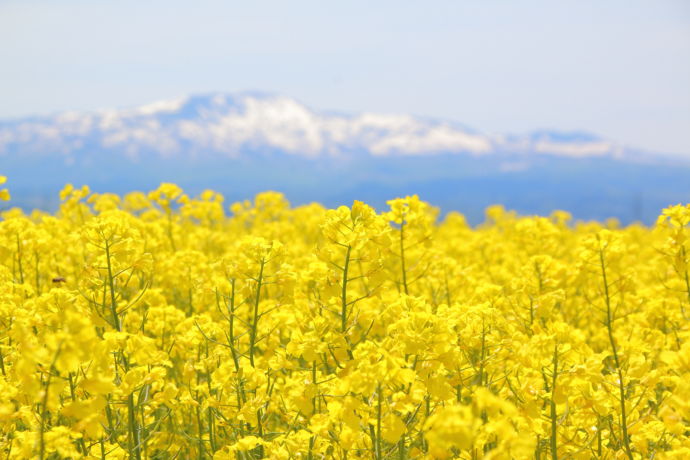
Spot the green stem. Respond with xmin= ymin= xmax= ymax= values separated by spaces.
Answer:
xmin=196 ymin=403 xmax=205 ymax=460
xmin=249 ymin=260 xmax=265 ymax=367
xmin=598 ymin=245 xmax=634 ymax=460
xmin=104 ymin=241 xmax=120 ymax=331
xmin=0 ymin=348 xmax=5 ymax=376
xmin=341 ymin=245 xmax=355 ymax=359
xmin=127 ymin=393 xmax=142 ymax=460
xmin=341 ymin=245 xmax=352 ymax=334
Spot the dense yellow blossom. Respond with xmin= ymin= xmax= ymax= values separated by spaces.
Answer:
xmin=0 ymin=181 xmax=688 ymax=459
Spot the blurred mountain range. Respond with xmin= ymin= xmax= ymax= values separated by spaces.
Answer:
xmin=1 ymin=92 xmax=688 ymax=224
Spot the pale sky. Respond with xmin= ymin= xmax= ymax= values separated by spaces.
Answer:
xmin=1 ymin=0 xmax=689 ymax=155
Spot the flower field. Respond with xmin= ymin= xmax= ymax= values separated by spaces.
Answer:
xmin=0 ymin=178 xmax=689 ymax=459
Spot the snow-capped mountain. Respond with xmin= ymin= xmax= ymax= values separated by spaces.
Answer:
xmin=1 ymin=92 xmax=688 ymax=224
xmin=0 ymin=92 xmax=625 ymax=160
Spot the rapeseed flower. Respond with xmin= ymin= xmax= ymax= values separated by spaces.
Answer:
xmin=0 ymin=182 xmax=687 ymax=458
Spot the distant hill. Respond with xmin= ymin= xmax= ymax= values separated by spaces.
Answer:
xmin=1 ymin=92 xmax=688 ymax=224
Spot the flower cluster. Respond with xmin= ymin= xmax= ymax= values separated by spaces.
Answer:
xmin=0 ymin=182 xmax=688 ymax=459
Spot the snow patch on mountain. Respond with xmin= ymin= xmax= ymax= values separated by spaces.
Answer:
xmin=135 ymin=97 xmax=188 ymax=116
xmin=0 ymin=92 xmax=627 ymax=160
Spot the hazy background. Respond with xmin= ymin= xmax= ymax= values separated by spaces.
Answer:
xmin=1 ymin=0 xmax=689 ymax=155
xmin=2 ymin=1 xmax=690 ymax=224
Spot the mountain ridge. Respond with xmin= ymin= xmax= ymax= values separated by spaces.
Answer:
xmin=0 ymin=92 xmax=645 ymax=161
xmin=1 ymin=92 xmax=689 ymax=224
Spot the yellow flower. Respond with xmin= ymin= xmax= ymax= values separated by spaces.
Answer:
xmin=424 ymin=405 xmax=479 ymax=455
xmin=0 ymin=182 xmax=686 ymax=459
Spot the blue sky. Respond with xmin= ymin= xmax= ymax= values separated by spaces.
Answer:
xmin=1 ymin=0 xmax=689 ymax=155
